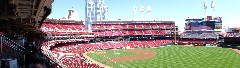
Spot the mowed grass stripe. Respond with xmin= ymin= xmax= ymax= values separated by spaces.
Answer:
xmin=87 ymin=46 xmax=240 ymax=68
xmin=87 ymin=53 xmax=120 ymax=67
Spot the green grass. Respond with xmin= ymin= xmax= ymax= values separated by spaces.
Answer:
xmin=87 ymin=46 xmax=240 ymax=68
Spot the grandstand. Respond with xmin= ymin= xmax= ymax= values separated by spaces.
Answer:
xmin=32 ymin=17 xmax=240 ymax=68
xmin=0 ymin=0 xmax=54 ymax=67
xmin=92 ymin=20 xmax=176 ymax=37
xmin=220 ymin=28 xmax=240 ymax=49
xmin=1 ymin=0 xmax=240 ymax=68
xmin=179 ymin=30 xmax=221 ymax=46
xmin=179 ymin=17 xmax=223 ymax=46
xmin=38 ymin=19 xmax=177 ymax=67
xmin=41 ymin=19 xmax=94 ymax=41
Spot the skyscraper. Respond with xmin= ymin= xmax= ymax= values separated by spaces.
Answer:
xmin=85 ymin=0 xmax=108 ymax=31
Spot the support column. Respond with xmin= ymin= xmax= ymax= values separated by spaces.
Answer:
xmin=0 ymin=35 xmax=3 ymax=68
xmin=0 ymin=35 xmax=3 ymax=55
xmin=174 ymin=26 xmax=177 ymax=45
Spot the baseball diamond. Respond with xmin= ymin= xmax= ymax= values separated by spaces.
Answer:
xmin=86 ymin=46 xmax=240 ymax=68
xmin=2 ymin=0 xmax=240 ymax=68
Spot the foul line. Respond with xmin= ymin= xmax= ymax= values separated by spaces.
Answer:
xmin=83 ymin=51 xmax=112 ymax=68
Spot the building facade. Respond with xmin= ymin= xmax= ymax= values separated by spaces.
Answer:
xmin=85 ymin=0 xmax=108 ymax=31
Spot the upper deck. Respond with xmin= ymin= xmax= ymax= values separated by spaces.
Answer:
xmin=92 ymin=20 xmax=175 ymax=24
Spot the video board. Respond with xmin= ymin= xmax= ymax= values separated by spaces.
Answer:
xmin=214 ymin=17 xmax=222 ymax=29
xmin=185 ymin=17 xmax=222 ymax=30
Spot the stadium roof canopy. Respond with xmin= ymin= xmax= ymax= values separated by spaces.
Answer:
xmin=0 ymin=0 xmax=54 ymax=38
xmin=92 ymin=20 xmax=175 ymax=24
xmin=185 ymin=18 xmax=204 ymax=21
xmin=44 ymin=18 xmax=84 ymax=24
xmin=0 ymin=0 xmax=53 ymax=23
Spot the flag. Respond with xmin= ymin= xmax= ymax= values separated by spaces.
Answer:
xmin=204 ymin=0 xmax=207 ymax=9
xmin=211 ymin=0 xmax=215 ymax=8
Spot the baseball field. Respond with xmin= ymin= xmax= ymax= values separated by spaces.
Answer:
xmin=86 ymin=46 xmax=240 ymax=68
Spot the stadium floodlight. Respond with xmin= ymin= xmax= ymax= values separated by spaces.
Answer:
xmin=147 ymin=6 xmax=152 ymax=13
xmin=133 ymin=6 xmax=137 ymax=13
xmin=67 ymin=7 xmax=80 ymax=21
xmin=140 ymin=6 xmax=144 ymax=13
xmin=147 ymin=6 xmax=152 ymax=21
xmin=211 ymin=0 xmax=215 ymax=17
xmin=211 ymin=0 xmax=215 ymax=9
xmin=140 ymin=6 xmax=144 ymax=21
xmin=68 ymin=7 xmax=74 ymax=20
xmin=204 ymin=0 xmax=207 ymax=9
xmin=204 ymin=0 xmax=208 ymax=21
xmin=133 ymin=6 xmax=137 ymax=20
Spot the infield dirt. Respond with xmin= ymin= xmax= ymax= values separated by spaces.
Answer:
xmin=83 ymin=49 xmax=157 ymax=68
xmin=104 ymin=49 xmax=156 ymax=62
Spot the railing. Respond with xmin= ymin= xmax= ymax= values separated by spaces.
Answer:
xmin=0 ymin=34 xmax=25 ymax=67
xmin=0 ymin=35 xmax=25 ymax=53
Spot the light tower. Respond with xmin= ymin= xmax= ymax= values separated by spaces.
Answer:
xmin=68 ymin=7 xmax=74 ymax=19
xmin=211 ymin=0 xmax=215 ymax=17
xmin=68 ymin=7 xmax=80 ymax=20
xmin=204 ymin=0 xmax=208 ymax=21
xmin=147 ymin=6 xmax=152 ymax=21
xmin=140 ymin=6 xmax=144 ymax=21
xmin=133 ymin=6 xmax=137 ymax=20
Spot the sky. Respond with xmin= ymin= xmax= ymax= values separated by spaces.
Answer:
xmin=48 ymin=0 xmax=240 ymax=31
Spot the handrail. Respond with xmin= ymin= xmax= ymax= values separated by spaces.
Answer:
xmin=0 ymin=35 xmax=25 ymax=53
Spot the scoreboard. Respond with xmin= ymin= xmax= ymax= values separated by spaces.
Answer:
xmin=185 ymin=17 xmax=222 ymax=30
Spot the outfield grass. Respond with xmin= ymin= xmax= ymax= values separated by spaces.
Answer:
xmin=87 ymin=46 xmax=240 ymax=68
